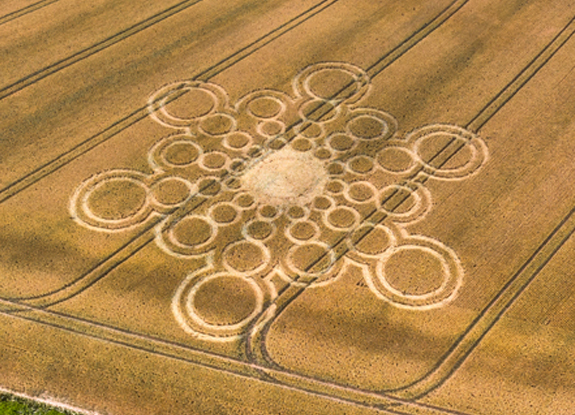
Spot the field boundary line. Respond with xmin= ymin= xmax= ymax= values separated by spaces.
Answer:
xmin=0 ymin=298 xmax=473 ymax=415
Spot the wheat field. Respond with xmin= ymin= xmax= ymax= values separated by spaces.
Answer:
xmin=0 ymin=0 xmax=574 ymax=414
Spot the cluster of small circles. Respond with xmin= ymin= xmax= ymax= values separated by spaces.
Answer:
xmin=150 ymin=134 xmax=236 ymax=173
xmin=149 ymin=84 xmax=298 ymax=185
xmin=149 ymin=131 xmax=270 ymax=185
xmin=287 ymin=136 xmax=335 ymax=160
xmin=72 ymin=170 xmax=198 ymax=230
xmin=241 ymin=91 xmax=290 ymax=139
xmin=330 ymin=109 xmax=397 ymax=152
xmin=149 ymin=82 xmax=241 ymax=137
xmin=239 ymin=200 xmax=320 ymax=244
xmin=341 ymin=146 xmax=419 ymax=178
xmin=148 ymin=69 xmax=484 ymax=272
xmin=159 ymin=191 xmax=272 ymax=260
xmin=242 ymin=206 xmax=279 ymax=242
xmin=147 ymin=72 xmax=486 ymax=221
xmin=76 ymin=64 xmax=492 ymax=342
xmin=343 ymin=124 xmax=487 ymax=181
xmin=324 ymin=179 xmax=378 ymax=205
xmin=310 ymin=178 xmax=429 ymax=226
xmin=280 ymin=107 xmax=399 ymax=170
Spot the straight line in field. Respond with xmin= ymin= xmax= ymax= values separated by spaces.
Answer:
xmin=467 ymin=15 xmax=575 ymax=131
xmin=0 ymin=0 xmax=340 ymax=204
xmin=0 ymin=0 xmax=206 ymax=100
xmin=0 ymin=298 xmax=474 ymax=415
xmin=0 ymin=0 xmax=60 ymax=26
xmin=391 ymin=205 xmax=575 ymax=399
xmin=366 ymin=0 xmax=468 ymax=78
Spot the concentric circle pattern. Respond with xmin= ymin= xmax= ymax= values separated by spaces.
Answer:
xmin=70 ymin=62 xmax=489 ymax=340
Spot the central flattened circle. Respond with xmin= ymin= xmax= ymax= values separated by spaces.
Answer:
xmin=241 ymin=148 xmax=328 ymax=206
